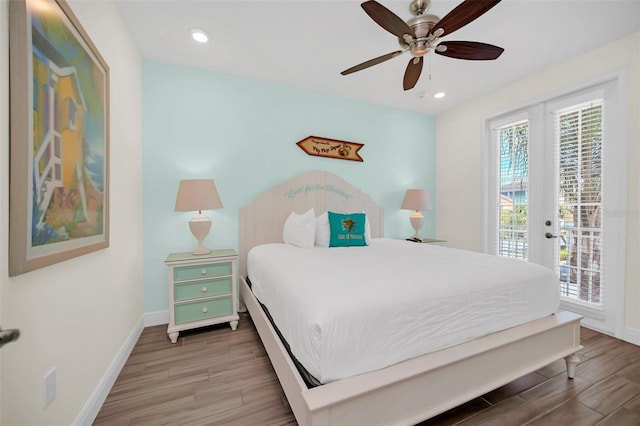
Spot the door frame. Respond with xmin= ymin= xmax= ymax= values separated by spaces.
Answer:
xmin=482 ymin=71 xmax=628 ymax=338
xmin=1 ymin=0 xmax=9 ymax=421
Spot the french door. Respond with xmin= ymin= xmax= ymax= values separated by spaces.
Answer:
xmin=485 ymin=79 xmax=626 ymax=335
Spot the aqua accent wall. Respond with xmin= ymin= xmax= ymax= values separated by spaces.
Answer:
xmin=142 ymin=59 xmax=435 ymax=313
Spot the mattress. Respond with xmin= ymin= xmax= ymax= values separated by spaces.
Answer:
xmin=248 ymin=238 xmax=560 ymax=384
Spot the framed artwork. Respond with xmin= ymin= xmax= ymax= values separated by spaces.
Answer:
xmin=9 ymin=0 xmax=110 ymax=276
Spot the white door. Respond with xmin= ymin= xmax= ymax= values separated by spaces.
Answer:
xmin=485 ymin=78 xmax=626 ymax=336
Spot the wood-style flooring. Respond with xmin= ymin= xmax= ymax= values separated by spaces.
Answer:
xmin=94 ymin=313 xmax=640 ymax=425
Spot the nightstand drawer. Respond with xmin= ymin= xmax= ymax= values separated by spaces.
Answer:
xmin=174 ymin=277 xmax=232 ymax=302
xmin=174 ymin=297 xmax=233 ymax=325
xmin=174 ymin=261 xmax=232 ymax=281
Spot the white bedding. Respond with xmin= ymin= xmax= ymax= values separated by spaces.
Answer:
xmin=248 ymin=238 xmax=560 ymax=384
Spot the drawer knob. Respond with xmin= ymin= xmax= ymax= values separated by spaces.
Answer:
xmin=201 ymin=286 xmax=208 ymax=293
xmin=202 ymin=307 xmax=208 ymax=313
xmin=201 ymin=268 xmax=207 ymax=275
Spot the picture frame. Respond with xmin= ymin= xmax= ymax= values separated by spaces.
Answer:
xmin=9 ymin=0 xmax=110 ymax=276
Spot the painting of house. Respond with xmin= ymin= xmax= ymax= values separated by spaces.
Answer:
xmin=29 ymin=9 xmax=105 ymax=247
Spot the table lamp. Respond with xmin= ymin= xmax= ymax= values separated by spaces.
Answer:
xmin=175 ymin=179 xmax=223 ymax=255
xmin=401 ymin=188 xmax=432 ymax=240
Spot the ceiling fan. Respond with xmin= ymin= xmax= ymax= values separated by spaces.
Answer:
xmin=341 ymin=0 xmax=504 ymax=91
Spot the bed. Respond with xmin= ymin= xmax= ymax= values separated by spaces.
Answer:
xmin=239 ymin=170 xmax=582 ymax=426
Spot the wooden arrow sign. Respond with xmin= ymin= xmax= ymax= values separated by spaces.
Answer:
xmin=296 ymin=136 xmax=364 ymax=162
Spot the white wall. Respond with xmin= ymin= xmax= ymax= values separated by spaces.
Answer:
xmin=436 ymin=33 xmax=640 ymax=338
xmin=0 ymin=1 xmax=143 ymax=424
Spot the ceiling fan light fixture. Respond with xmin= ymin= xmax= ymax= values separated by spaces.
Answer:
xmin=413 ymin=47 xmax=427 ymax=56
xmin=411 ymin=41 xmax=428 ymax=56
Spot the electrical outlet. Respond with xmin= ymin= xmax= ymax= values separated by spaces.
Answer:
xmin=43 ymin=368 xmax=56 ymax=408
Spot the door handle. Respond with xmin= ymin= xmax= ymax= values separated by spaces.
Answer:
xmin=545 ymin=232 xmax=558 ymax=239
xmin=0 ymin=328 xmax=20 ymax=348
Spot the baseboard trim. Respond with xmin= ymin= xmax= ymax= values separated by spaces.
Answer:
xmin=73 ymin=315 xmax=144 ymax=426
xmin=144 ymin=309 xmax=169 ymax=327
xmin=623 ymin=326 xmax=640 ymax=346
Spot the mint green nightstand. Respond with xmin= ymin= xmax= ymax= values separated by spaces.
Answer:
xmin=165 ymin=249 xmax=239 ymax=343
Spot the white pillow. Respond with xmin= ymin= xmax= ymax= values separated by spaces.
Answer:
xmin=364 ymin=214 xmax=371 ymax=245
xmin=316 ymin=210 xmax=371 ymax=246
xmin=283 ymin=208 xmax=316 ymax=249
xmin=315 ymin=211 xmax=330 ymax=247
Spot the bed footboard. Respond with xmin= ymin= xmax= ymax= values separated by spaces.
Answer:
xmin=241 ymin=277 xmax=583 ymax=426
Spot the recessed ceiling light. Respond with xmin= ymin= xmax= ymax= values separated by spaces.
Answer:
xmin=434 ymin=92 xmax=446 ymax=99
xmin=190 ymin=28 xmax=209 ymax=43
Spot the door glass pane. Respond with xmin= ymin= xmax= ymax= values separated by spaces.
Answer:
xmin=498 ymin=120 xmax=529 ymax=260
xmin=556 ymin=102 xmax=603 ymax=305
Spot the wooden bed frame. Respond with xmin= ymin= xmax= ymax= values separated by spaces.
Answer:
xmin=239 ymin=171 xmax=583 ymax=426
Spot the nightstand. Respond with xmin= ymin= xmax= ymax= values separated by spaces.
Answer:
xmin=165 ymin=249 xmax=239 ymax=343
xmin=421 ymin=238 xmax=447 ymax=246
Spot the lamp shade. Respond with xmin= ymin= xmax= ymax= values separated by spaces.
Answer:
xmin=175 ymin=179 xmax=223 ymax=212
xmin=401 ymin=189 xmax=432 ymax=211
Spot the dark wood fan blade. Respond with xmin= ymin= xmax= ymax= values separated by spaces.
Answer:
xmin=341 ymin=50 xmax=404 ymax=75
xmin=435 ymin=41 xmax=504 ymax=60
xmin=403 ymin=56 xmax=423 ymax=90
xmin=431 ymin=0 xmax=501 ymax=37
xmin=361 ymin=0 xmax=416 ymax=40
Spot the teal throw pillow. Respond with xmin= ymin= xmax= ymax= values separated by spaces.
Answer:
xmin=328 ymin=212 xmax=368 ymax=247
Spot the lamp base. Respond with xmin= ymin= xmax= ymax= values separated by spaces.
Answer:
xmin=191 ymin=246 xmax=210 ymax=256
xmin=189 ymin=213 xmax=212 ymax=255
xmin=409 ymin=211 xmax=424 ymax=240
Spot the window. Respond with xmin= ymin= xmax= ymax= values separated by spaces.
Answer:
xmin=554 ymin=101 xmax=603 ymax=304
xmin=498 ymin=120 xmax=529 ymax=260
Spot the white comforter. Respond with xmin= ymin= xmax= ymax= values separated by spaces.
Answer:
xmin=248 ymin=238 xmax=560 ymax=384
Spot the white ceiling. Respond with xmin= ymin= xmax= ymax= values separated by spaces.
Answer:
xmin=115 ymin=0 xmax=640 ymax=115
